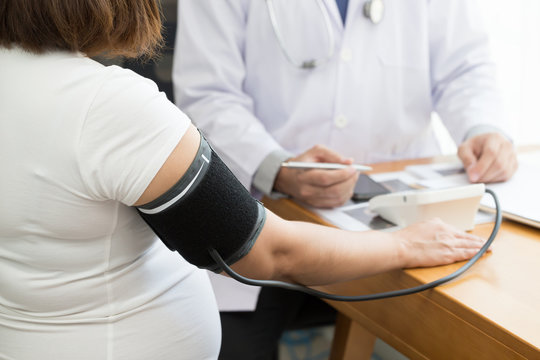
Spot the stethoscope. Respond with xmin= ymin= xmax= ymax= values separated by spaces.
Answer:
xmin=265 ymin=0 xmax=385 ymax=69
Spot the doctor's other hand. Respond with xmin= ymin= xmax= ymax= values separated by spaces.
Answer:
xmin=458 ymin=132 xmax=518 ymax=184
xmin=274 ymin=145 xmax=359 ymax=208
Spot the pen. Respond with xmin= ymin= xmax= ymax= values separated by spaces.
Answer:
xmin=281 ymin=161 xmax=372 ymax=171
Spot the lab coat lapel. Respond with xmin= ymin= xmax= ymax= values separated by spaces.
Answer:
xmin=322 ymin=0 xmax=346 ymax=29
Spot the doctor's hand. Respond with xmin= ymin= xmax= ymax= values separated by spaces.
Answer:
xmin=274 ymin=145 xmax=359 ymax=208
xmin=458 ymin=132 xmax=518 ymax=184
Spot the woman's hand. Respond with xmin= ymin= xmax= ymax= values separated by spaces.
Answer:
xmin=393 ymin=218 xmax=487 ymax=268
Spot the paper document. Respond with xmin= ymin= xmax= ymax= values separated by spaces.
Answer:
xmin=414 ymin=151 xmax=540 ymax=229
xmin=302 ymin=150 xmax=540 ymax=231
xmin=307 ymin=171 xmax=418 ymax=231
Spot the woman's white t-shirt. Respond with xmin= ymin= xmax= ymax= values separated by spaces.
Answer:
xmin=0 ymin=47 xmax=220 ymax=359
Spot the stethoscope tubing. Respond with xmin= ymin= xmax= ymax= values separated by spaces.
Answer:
xmin=264 ymin=0 xmax=384 ymax=69
xmin=265 ymin=0 xmax=336 ymax=69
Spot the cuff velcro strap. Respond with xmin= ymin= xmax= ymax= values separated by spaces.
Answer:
xmin=137 ymin=135 xmax=266 ymax=273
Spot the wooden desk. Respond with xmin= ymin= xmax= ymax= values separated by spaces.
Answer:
xmin=263 ymin=155 xmax=540 ymax=360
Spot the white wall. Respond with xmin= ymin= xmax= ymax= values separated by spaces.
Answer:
xmin=477 ymin=0 xmax=540 ymax=146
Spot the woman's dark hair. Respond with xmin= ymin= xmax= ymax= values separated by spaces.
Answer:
xmin=0 ymin=0 xmax=163 ymax=59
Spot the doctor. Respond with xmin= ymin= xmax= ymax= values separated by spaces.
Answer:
xmin=173 ymin=0 xmax=517 ymax=358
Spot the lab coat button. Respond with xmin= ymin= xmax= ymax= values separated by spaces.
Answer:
xmin=340 ymin=48 xmax=352 ymax=62
xmin=334 ymin=115 xmax=348 ymax=128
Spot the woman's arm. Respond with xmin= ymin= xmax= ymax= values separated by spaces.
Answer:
xmin=135 ymin=124 xmax=485 ymax=285
xmin=235 ymin=211 xmax=484 ymax=285
xmin=134 ymin=124 xmax=201 ymax=206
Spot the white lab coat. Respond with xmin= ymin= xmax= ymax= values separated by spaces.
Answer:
xmin=173 ymin=0 xmax=504 ymax=311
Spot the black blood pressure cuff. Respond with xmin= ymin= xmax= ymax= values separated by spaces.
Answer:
xmin=136 ymin=134 xmax=266 ymax=273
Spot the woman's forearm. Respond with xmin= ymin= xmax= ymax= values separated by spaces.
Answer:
xmin=231 ymin=210 xmax=404 ymax=285
xmin=231 ymin=210 xmax=485 ymax=286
